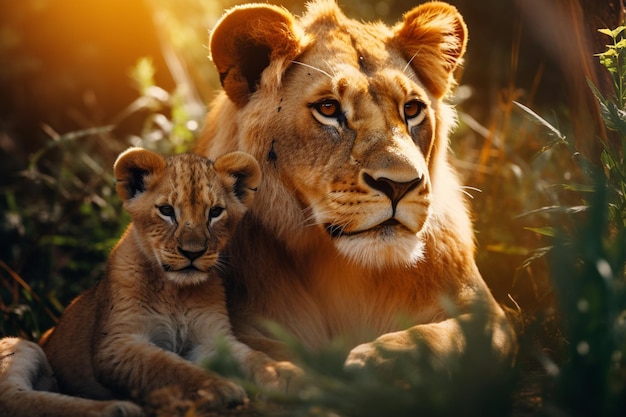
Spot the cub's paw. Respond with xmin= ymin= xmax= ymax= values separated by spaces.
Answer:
xmin=101 ymin=400 xmax=143 ymax=417
xmin=195 ymin=377 xmax=248 ymax=409
xmin=252 ymin=360 xmax=304 ymax=394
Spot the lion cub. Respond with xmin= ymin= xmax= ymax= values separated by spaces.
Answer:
xmin=39 ymin=148 xmax=295 ymax=412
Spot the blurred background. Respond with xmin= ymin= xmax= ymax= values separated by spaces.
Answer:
xmin=1 ymin=0 xmax=625 ymax=415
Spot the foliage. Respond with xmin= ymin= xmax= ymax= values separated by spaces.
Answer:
xmin=0 ymin=124 xmax=125 ymax=339
xmin=247 ymin=303 xmax=515 ymax=417
xmin=546 ymin=25 xmax=626 ymax=417
xmin=597 ymin=26 xmax=626 ymax=114
xmin=0 ymin=57 xmax=196 ymax=339
xmin=511 ymin=24 xmax=626 ymax=416
xmin=592 ymin=26 xmax=626 ymax=226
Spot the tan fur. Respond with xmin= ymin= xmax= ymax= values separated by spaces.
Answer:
xmin=0 ymin=337 xmax=141 ymax=417
xmin=0 ymin=149 xmax=299 ymax=416
xmin=196 ymin=0 xmax=516 ymax=366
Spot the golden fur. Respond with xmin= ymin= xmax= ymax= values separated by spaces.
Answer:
xmin=0 ymin=337 xmax=140 ymax=417
xmin=0 ymin=148 xmax=298 ymax=417
xmin=196 ymin=0 xmax=516 ymax=365
xmin=0 ymin=2 xmax=516 ymax=415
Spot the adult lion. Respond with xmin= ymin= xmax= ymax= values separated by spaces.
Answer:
xmin=0 ymin=1 xmax=515 ymax=416
xmin=196 ymin=0 xmax=516 ymax=368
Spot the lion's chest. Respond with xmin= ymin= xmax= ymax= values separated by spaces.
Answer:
xmin=278 ymin=263 xmax=442 ymax=350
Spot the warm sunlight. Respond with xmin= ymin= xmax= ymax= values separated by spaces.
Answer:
xmin=0 ymin=1 xmax=624 ymax=416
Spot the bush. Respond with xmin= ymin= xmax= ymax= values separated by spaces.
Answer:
xmin=0 ymin=57 xmax=197 ymax=339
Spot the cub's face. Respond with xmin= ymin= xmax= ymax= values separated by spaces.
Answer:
xmin=114 ymin=149 xmax=260 ymax=286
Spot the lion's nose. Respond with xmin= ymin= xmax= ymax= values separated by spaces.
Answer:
xmin=177 ymin=246 xmax=206 ymax=261
xmin=362 ymin=172 xmax=422 ymax=208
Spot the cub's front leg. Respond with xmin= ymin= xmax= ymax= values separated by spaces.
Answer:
xmin=188 ymin=316 xmax=303 ymax=394
xmin=227 ymin=339 xmax=304 ymax=394
xmin=94 ymin=336 xmax=246 ymax=410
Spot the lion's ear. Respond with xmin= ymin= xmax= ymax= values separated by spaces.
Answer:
xmin=214 ymin=151 xmax=261 ymax=207
xmin=393 ymin=2 xmax=467 ymax=98
xmin=114 ymin=148 xmax=166 ymax=201
xmin=210 ymin=4 xmax=302 ymax=107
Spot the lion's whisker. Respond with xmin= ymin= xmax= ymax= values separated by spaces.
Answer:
xmin=403 ymin=49 xmax=423 ymax=77
xmin=297 ymin=191 xmax=351 ymax=228
xmin=299 ymin=207 xmax=320 ymax=228
xmin=459 ymin=185 xmax=482 ymax=199
xmin=291 ymin=61 xmax=333 ymax=79
xmin=322 ymin=59 xmax=339 ymax=78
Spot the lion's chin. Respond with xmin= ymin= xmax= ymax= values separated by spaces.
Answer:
xmin=333 ymin=231 xmax=426 ymax=269
xmin=164 ymin=268 xmax=210 ymax=287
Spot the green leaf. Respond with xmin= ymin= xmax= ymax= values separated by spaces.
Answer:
xmin=598 ymin=26 xmax=626 ymax=39
xmin=611 ymin=26 xmax=626 ymax=38
xmin=129 ymin=57 xmax=156 ymax=95
xmin=515 ymin=205 xmax=589 ymax=219
xmin=586 ymin=78 xmax=626 ymax=132
xmin=485 ymin=243 xmax=530 ymax=256
xmin=514 ymin=101 xmax=566 ymax=142
xmin=561 ymin=184 xmax=595 ymax=193
xmin=28 ymin=125 xmax=114 ymax=171
xmin=598 ymin=28 xmax=614 ymax=37
xmin=518 ymin=246 xmax=553 ymax=270
xmin=597 ymin=48 xmax=618 ymax=58
xmin=525 ymin=226 xmax=557 ymax=237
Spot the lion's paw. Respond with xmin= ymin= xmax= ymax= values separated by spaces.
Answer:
xmin=344 ymin=342 xmax=381 ymax=371
xmin=252 ymin=360 xmax=304 ymax=394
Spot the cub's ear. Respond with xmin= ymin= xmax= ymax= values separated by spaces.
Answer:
xmin=210 ymin=4 xmax=303 ymax=107
xmin=214 ymin=151 xmax=261 ymax=207
xmin=393 ymin=2 xmax=467 ymax=98
xmin=114 ymin=148 xmax=166 ymax=201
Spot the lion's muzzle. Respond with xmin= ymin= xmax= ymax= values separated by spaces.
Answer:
xmin=362 ymin=172 xmax=423 ymax=212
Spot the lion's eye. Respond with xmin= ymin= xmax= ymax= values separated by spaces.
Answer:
xmin=157 ymin=204 xmax=176 ymax=220
xmin=310 ymin=98 xmax=347 ymax=129
xmin=209 ymin=206 xmax=224 ymax=220
xmin=403 ymin=99 xmax=426 ymax=127
xmin=313 ymin=99 xmax=342 ymax=118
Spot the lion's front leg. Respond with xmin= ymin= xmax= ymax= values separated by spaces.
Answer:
xmin=345 ymin=310 xmax=516 ymax=372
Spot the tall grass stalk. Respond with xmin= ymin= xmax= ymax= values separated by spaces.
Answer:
xmin=515 ymin=24 xmax=626 ymax=417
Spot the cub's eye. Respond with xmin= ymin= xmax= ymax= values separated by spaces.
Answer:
xmin=313 ymin=99 xmax=342 ymax=118
xmin=403 ymin=99 xmax=426 ymax=125
xmin=157 ymin=204 xmax=175 ymax=219
xmin=208 ymin=206 xmax=224 ymax=220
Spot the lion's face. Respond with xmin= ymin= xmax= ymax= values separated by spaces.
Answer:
xmin=273 ymin=48 xmax=437 ymax=267
xmin=114 ymin=149 xmax=260 ymax=285
xmin=201 ymin=0 xmax=467 ymax=268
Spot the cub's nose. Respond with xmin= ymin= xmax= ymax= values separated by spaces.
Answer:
xmin=177 ymin=246 xmax=206 ymax=261
xmin=362 ymin=172 xmax=422 ymax=207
